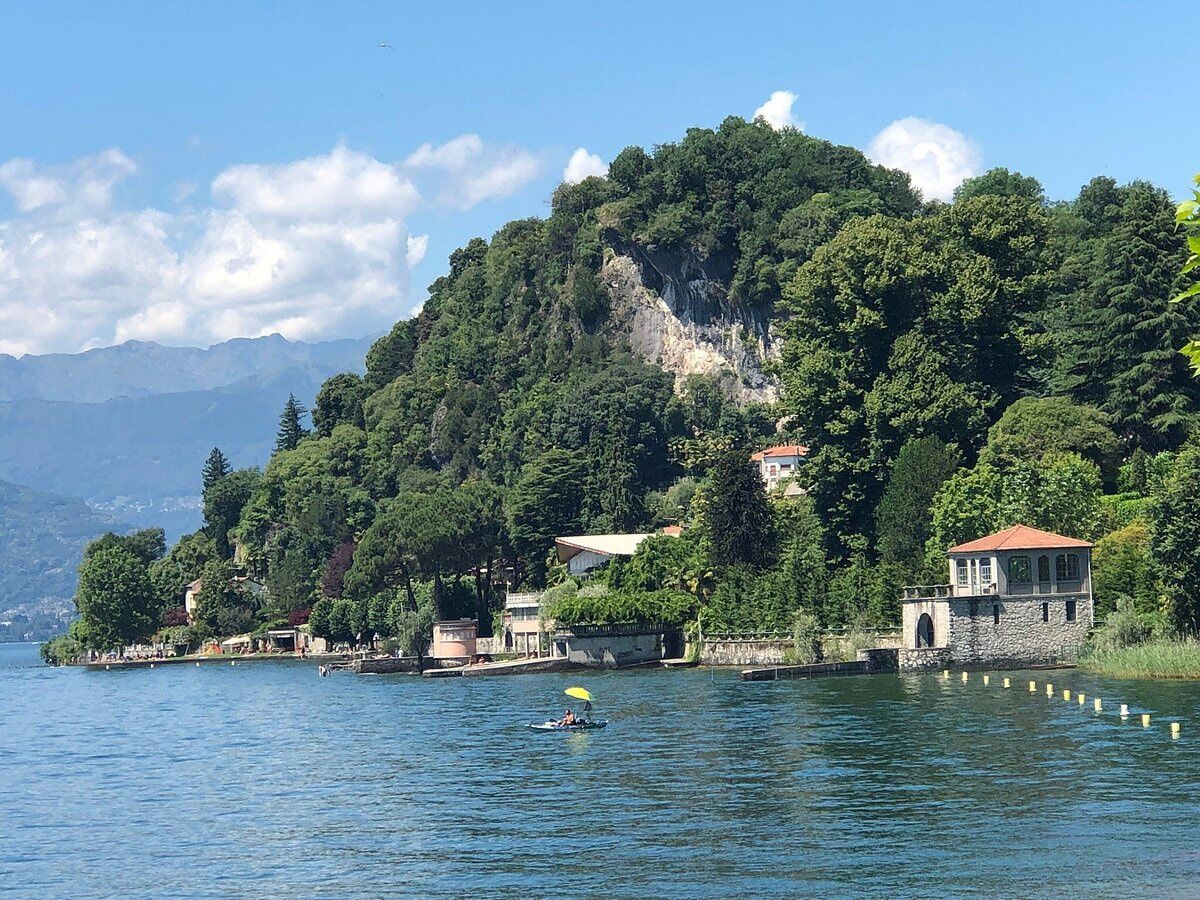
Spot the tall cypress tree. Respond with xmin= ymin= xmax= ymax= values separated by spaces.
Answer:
xmin=274 ymin=394 xmax=309 ymax=454
xmin=704 ymin=450 xmax=775 ymax=569
xmin=1055 ymin=182 xmax=1199 ymax=450
xmin=201 ymin=447 xmax=231 ymax=492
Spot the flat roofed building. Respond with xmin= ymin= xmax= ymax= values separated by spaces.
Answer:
xmin=504 ymin=592 xmax=546 ymax=657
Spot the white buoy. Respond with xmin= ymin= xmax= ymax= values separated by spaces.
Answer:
xmin=1063 ymin=688 xmax=1071 ymax=701
xmin=1172 ymin=722 xmax=1181 ymax=738
xmin=983 ymin=674 xmax=990 ymax=686
xmin=962 ymin=672 xmax=969 ymax=683
xmin=1003 ymin=677 xmax=1011 ymax=688
xmin=1029 ymin=681 xmax=1037 ymax=693
xmin=1046 ymin=683 xmax=1054 ymax=697
xmin=1094 ymin=698 xmax=1102 ymax=712
xmin=1120 ymin=704 xmax=1129 ymax=718
xmin=1142 ymin=713 xmax=1151 ymax=728
xmin=1077 ymin=693 xmax=1085 ymax=706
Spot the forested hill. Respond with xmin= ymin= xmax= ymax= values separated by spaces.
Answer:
xmin=52 ymin=117 xmax=1200 ymax=659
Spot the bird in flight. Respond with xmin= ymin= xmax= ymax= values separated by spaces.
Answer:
xmin=378 ymin=42 xmax=394 ymax=50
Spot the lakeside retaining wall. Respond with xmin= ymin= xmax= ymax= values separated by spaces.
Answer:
xmin=553 ymin=625 xmax=674 ymax=668
xmin=698 ymin=638 xmax=791 ymax=666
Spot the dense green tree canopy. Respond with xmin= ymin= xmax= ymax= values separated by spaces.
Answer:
xmin=75 ymin=547 xmax=157 ymax=649
xmin=877 ymin=437 xmax=961 ymax=569
xmin=979 ymin=397 xmax=1120 ymax=484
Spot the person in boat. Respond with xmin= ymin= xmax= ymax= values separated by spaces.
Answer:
xmin=558 ymin=709 xmax=577 ymax=727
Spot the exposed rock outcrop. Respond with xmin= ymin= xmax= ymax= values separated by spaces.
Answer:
xmin=601 ymin=242 xmax=779 ymax=403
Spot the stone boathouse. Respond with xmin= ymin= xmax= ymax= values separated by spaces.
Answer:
xmin=899 ymin=524 xmax=1094 ymax=671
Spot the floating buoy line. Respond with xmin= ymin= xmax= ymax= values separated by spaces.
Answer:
xmin=940 ymin=669 xmax=1181 ymax=740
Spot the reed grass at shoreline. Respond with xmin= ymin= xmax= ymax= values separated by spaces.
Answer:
xmin=1081 ymin=639 xmax=1200 ymax=679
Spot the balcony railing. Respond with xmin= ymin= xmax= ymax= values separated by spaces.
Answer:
xmin=902 ymin=584 xmax=952 ymax=600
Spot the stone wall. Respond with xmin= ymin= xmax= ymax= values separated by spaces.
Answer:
xmin=898 ymin=593 xmax=1092 ymax=670
xmin=857 ymin=647 xmax=899 ymax=672
xmin=947 ymin=594 xmax=1090 ymax=667
xmin=698 ymin=638 xmax=791 ymax=666
xmin=898 ymin=647 xmax=954 ymax=672
xmin=475 ymin=636 xmax=502 ymax=656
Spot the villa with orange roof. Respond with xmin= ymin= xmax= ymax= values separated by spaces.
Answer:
xmin=898 ymin=524 xmax=1094 ymax=671
xmin=750 ymin=444 xmax=808 ymax=495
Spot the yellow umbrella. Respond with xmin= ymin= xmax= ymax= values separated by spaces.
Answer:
xmin=564 ymin=687 xmax=594 ymax=702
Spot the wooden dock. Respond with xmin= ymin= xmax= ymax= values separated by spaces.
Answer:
xmin=741 ymin=660 xmax=870 ymax=681
xmin=423 ymin=656 xmax=577 ymax=678
xmin=85 ymin=653 xmax=348 ymax=671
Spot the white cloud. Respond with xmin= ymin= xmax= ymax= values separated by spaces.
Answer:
xmin=402 ymin=134 xmax=540 ymax=210
xmin=867 ymin=117 xmax=981 ymax=202
xmin=753 ymin=91 xmax=803 ymax=131
xmin=0 ymin=135 xmax=546 ymax=355
xmin=212 ymin=144 xmax=421 ymax=221
xmin=404 ymin=134 xmax=484 ymax=169
xmin=563 ymin=147 xmax=608 ymax=184
xmin=0 ymin=148 xmax=136 ymax=214
xmin=406 ymin=234 xmax=429 ymax=268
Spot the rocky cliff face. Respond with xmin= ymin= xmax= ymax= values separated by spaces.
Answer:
xmin=600 ymin=241 xmax=779 ymax=403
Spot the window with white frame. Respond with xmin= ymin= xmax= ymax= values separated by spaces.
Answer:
xmin=956 ymin=559 xmax=969 ymax=587
xmin=980 ymin=558 xmax=992 ymax=586
xmin=1056 ymin=553 xmax=1080 ymax=582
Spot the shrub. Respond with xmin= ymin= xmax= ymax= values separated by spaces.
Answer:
xmin=1087 ymin=595 xmax=1153 ymax=654
xmin=161 ymin=605 xmax=189 ymax=627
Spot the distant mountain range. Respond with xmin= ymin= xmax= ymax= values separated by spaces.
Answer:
xmin=0 ymin=333 xmax=375 ymax=636
xmin=0 ymin=333 xmax=374 ymax=402
xmin=0 ymin=479 xmax=131 ymax=641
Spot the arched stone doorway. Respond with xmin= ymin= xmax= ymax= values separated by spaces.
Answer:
xmin=916 ymin=613 xmax=934 ymax=648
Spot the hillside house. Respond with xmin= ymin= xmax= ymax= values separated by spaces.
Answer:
xmin=899 ymin=524 xmax=1093 ymax=671
xmin=183 ymin=575 xmax=265 ymax=622
xmin=555 ymin=533 xmax=657 ymax=577
xmin=751 ymin=444 xmax=808 ymax=495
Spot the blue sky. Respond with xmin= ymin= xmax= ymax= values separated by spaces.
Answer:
xmin=0 ymin=1 xmax=1193 ymax=355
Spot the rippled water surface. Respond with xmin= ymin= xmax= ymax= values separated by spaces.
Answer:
xmin=5 ymin=642 xmax=1200 ymax=897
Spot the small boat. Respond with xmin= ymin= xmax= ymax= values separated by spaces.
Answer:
xmin=526 ymin=720 xmax=608 ymax=732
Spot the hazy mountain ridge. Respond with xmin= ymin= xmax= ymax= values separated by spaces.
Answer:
xmin=0 ymin=479 xmax=133 ymax=640
xmin=0 ymin=333 xmax=376 ymax=402
xmin=0 ymin=335 xmax=375 ymax=627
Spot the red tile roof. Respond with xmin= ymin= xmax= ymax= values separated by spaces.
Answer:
xmin=949 ymin=524 xmax=1092 ymax=553
xmin=750 ymin=444 xmax=809 ymax=462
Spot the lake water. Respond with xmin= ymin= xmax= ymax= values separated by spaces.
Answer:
xmin=4 ymin=642 xmax=1200 ymax=897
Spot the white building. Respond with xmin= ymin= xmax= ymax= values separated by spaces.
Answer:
xmin=750 ymin=444 xmax=808 ymax=493
xmin=554 ymin=533 xmax=657 ymax=577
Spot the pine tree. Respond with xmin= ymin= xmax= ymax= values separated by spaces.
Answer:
xmin=201 ymin=447 xmax=231 ymax=492
xmin=876 ymin=437 xmax=960 ymax=570
xmin=1055 ymin=183 xmax=1199 ymax=450
xmin=274 ymin=394 xmax=309 ymax=454
xmin=703 ymin=450 xmax=775 ymax=569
